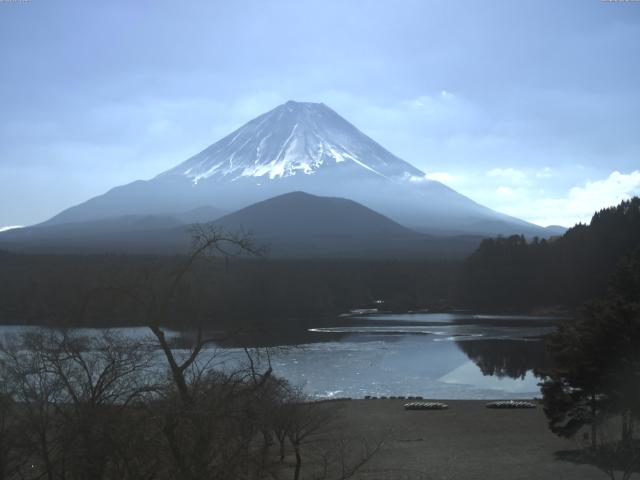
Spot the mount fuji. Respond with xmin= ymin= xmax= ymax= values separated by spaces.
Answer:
xmin=39 ymin=101 xmax=544 ymax=237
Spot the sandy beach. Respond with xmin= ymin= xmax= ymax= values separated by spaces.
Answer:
xmin=330 ymin=399 xmax=607 ymax=480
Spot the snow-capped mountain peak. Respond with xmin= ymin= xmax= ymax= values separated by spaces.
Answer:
xmin=39 ymin=100 xmax=547 ymax=239
xmin=159 ymin=101 xmax=424 ymax=184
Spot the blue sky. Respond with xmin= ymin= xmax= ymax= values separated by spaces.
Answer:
xmin=1 ymin=0 xmax=639 ymax=228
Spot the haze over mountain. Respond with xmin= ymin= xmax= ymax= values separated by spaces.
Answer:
xmin=213 ymin=192 xmax=482 ymax=258
xmin=43 ymin=101 xmax=549 ymax=237
xmin=0 ymin=192 xmax=483 ymax=258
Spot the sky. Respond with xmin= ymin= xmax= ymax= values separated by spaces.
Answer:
xmin=0 ymin=0 xmax=639 ymax=229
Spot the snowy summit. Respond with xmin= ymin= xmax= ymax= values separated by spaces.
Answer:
xmin=159 ymin=101 xmax=425 ymax=184
xmin=41 ymin=100 xmax=547 ymax=237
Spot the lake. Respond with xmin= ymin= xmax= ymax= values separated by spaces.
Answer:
xmin=0 ymin=313 xmax=562 ymax=400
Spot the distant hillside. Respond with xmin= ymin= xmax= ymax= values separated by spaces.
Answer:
xmin=458 ymin=197 xmax=640 ymax=309
xmin=543 ymin=225 xmax=568 ymax=236
xmin=0 ymin=213 xmax=189 ymax=255
xmin=0 ymin=192 xmax=482 ymax=259
xmin=212 ymin=191 xmax=481 ymax=258
xmin=0 ymin=204 xmax=225 ymax=255
xmin=215 ymin=191 xmax=416 ymax=238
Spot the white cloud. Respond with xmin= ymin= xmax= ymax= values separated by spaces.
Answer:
xmin=460 ymin=169 xmax=640 ymax=228
xmin=530 ymin=170 xmax=640 ymax=227
xmin=425 ymin=172 xmax=454 ymax=183
xmin=536 ymin=167 xmax=553 ymax=178
xmin=405 ymin=174 xmax=427 ymax=183
xmin=0 ymin=225 xmax=22 ymax=233
xmin=496 ymin=186 xmax=515 ymax=197
xmin=403 ymin=96 xmax=430 ymax=110
xmin=487 ymin=168 xmax=526 ymax=183
xmin=399 ymin=91 xmax=461 ymax=116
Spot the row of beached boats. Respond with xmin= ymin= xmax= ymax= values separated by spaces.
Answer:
xmin=403 ymin=400 xmax=537 ymax=410
xmin=361 ymin=396 xmax=537 ymax=410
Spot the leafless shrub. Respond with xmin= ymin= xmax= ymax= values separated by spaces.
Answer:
xmin=0 ymin=227 xmax=382 ymax=479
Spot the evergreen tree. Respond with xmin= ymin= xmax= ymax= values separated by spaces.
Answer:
xmin=540 ymin=248 xmax=640 ymax=448
xmin=460 ymin=197 xmax=640 ymax=310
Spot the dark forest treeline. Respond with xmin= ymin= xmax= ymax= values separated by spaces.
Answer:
xmin=0 ymin=252 xmax=459 ymax=329
xmin=458 ymin=197 xmax=640 ymax=310
xmin=1 ymin=197 xmax=638 ymax=328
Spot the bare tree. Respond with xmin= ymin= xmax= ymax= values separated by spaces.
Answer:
xmin=0 ymin=332 xmax=65 ymax=480
xmin=0 ymin=392 xmax=26 ymax=480
xmin=288 ymin=400 xmax=335 ymax=480
xmin=272 ymin=395 xmax=386 ymax=480
xmin=0 ymin=329 xmax=159 ymax=480
xmin=0 ymin=225 xmax=384 ymax=480
xmin=113 ymin=224 xmax=268 ymax=407
xmin=107 ymin=224 xmax=277 ymax=480
xmin=315 ymin=430 xmax=385 ymax=480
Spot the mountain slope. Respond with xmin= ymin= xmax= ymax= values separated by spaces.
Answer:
xmin=0 ymin=215 xmax=189 ymax=254
xmin=0 ymin=192 xmax=483 ymax=258
xmin=0 ymin=205 xmax=223 ymax=254
xmin=211 ymin=192 xmax=483 ymax=258
xmin=159 ymin=100 xmax=424 ymax=182
xmin=214 ymin=191 xmax=417 ymax=238
xmin=42 ymin=101 xmax=546 ymax=237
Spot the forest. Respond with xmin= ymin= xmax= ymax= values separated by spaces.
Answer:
xmin=0 ymin=197 xmax=638 ymax=329
xmin=458 ymin=197 xmax=640 ymax=310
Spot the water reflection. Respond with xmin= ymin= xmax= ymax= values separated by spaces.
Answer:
xmin=0 ymin=314 xmax=561 ymax=399
xmin=454 ymin=339 xmax=551 ymax=380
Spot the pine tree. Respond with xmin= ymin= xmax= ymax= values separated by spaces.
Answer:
xmin=540 ymin=248 xmax=640 ymax=448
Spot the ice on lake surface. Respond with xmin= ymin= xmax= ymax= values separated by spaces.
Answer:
xmin=201 ymin=312 xmax=557 ymax=399
xmin=0 ymin=313 xmax=558 ymax=400
xmin=217 ymin=338 xmax=546 ymax=400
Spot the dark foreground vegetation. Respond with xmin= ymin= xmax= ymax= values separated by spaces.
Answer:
xmin=0 ymin=227 xmax=383 ymax=480
xmin=0 ymin=329 xmax=382 ymax=480
xmin=538 ymin=247 xmax=640 ymax=480
xmin=0 ymin=199 xmax=637 ymax=479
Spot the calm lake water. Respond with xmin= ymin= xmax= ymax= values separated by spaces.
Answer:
xmin=0 ymin=313 xmax=562 ymax=400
